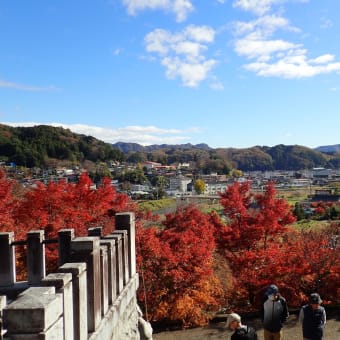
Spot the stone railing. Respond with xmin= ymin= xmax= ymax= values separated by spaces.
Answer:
xmin=0 ymin=212 xmax=140 ymax=340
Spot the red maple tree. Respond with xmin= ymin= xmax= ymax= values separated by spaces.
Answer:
xmin=215 ymin=181 xmax=297 ymax=308
xmin=136 ymin=206 xmax=224 ymax=327
xmin=0 ymin=170 xmax=18 ymax=232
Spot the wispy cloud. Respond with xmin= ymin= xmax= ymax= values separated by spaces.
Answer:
xmin=144 ymin=25 xmax=217 ymax=87
xmin=232 ymin=2 xmax=340 ymax=78
xmin=209 ymin=77 xmax=224 ymax=90
xmin=122 ymin=0 xmax=194 ymax=22
xmin=233 ymin=0 xmax=309 ymax=16
xmin=320 ymin=16 xmax=333 ymax=29
xmin=0 ymin=80 xmax=60 ymax=92
xmin=1 ymin=122 xmax=201 ymax=145
xmin=113 ymin=48 xmax=123 ymax=56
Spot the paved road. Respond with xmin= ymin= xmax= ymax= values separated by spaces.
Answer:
xmin=154 ymin=314 xmax=340 ymax=340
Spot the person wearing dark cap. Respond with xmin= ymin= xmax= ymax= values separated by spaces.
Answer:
xmin=299 ymin=293 xmax=326 ymax=340
xmin=261 ymin=284 xmax=289 ymax=340
xmin=226 ymin=313 xmax=258 ymax=340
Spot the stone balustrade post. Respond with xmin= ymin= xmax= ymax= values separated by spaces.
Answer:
xmin=111 ymin=234 xmax=123 ymax=295
xmin=58 ymin=263 xmax=87 ymax=340
xmin=113 ymin=230 xmax=129 ymax=286
xmin=42 ymin=273 xmax=74 ymax=340
xmin=99 ymin=246 xmax=108 ymax=316
xmin=3 ymin=287 xmax=63 ymax=339
xmin=0 ymin=233 xmax=16 ymax=287
xmin=88 ymin=227 xmax=102 ymax=237
xmin=58 ymin=229 xmax=75 ymax=266
xmin=27 ymin=230 xmax=46 ymax=285
xmin=0 ymin=295 xmax=7 ymax=340
xmin=100 ymin=238 xmax=116 ymax=304
xmin=115 ymin=212 xmax=136 ymax=278
xmin=70 ymin=237 xmax=101 ymax=333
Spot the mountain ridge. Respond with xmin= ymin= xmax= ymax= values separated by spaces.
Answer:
xmin=1 ymin=123 xmax=340 ymax=171
xmin=113 ymin=141 xmax=340 ymax=154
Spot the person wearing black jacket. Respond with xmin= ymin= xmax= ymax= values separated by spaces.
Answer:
xmin=226 ymin=313 xmax=258 ymax=340
xmin=261 ymin=284 xmax=289 ymax=340
xmin=299 ymin=293 xmax=326 ymax=340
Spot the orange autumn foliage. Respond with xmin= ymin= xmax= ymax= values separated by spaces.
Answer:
xmin=136 ymin=206 xmax=224 ymax=327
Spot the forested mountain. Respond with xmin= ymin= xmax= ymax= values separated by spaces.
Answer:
xmin=112 ymin=142 xmax=211 ymax=153
xmin=119 ymin=143 xmax=340 ymax=172
xmin=0 ymin=124 xmax=124 ymax=167
xmin=1 ymin=123 xmax=340 ymax=171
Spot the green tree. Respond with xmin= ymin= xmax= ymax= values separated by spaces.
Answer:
xmin=154 ymin=175 xmax=167 ymax=199
xmin=293 ymin=202 xmax=306 ymax=220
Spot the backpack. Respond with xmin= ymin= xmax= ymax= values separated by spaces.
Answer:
xmin=231 ymin=325 xmax=258 ymax=340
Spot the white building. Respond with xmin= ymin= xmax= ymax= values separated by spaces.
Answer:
xmin=169 ymin=176 xmax=192 ymax=193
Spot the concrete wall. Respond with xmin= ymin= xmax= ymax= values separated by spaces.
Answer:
xmin=0 ymin=212 xmax=143 ymax=340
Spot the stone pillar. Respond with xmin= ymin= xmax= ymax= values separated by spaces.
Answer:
xmin=0 ymin=295 xmax=7 ymax=340
xmin=111 ymin=234 xmax=123 ymax=295
xmin=115 ymin=212 xmax=136 ymax=278
xmin=0 ymin=233 xmax=16 ymax=287
xmin=100 ymin=246 xmax=108 ymax=316
xmin=58 ymin=229 xmax=75 ymax=266
xmin=113 ymin=230 xmax=129 ymax=286
xmin=42 ymin=273 xmax=74 ymax=340
xmin=59 ymin=263 xmax=87 ymax=340
xmin=88 ymin=227 xmax=109 ymax=315
xmin=3 ymin=287 xmax=63 ymax=339
xmin=88 ymin=227 xmax=102 ymax=237
xmin=70 ymin=237 xmax=101 ymax=333
xmin=27 ymin=230 xmax=46 ymax=285
xmin=100 ymin=238 xmax=116 ymax=304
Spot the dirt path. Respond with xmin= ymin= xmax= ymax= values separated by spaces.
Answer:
xmin=153 ymin=314 xmax=340 ymax=340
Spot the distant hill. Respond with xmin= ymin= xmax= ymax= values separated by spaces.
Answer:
xmin=112 ymin=142 xmax=211 ymax=153
xmin=315 ymin=144 xmax=340 ymax=154
xmin=1 ymin=123 xmax=340 ymax=172
xmin=113 ymin=141 xmax=340 ymax=172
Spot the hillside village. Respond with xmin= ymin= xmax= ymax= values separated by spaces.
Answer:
xmin=2 ymin=159 xmax=340 ymax=204
xmin=2 ymin=124 xmax=340 ymax=210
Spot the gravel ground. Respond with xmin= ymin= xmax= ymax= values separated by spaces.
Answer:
xmin=153 ymin=313 xmax=340 ymax=340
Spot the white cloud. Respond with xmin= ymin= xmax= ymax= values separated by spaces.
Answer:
xmin=209 ymin=78 xmax=224 ymax=90
xmin=237 ymin=34 xmax=340 ymax=78
xmin=1 ymin=122 xmax=200 ymax=145
xmin=113 ymin=48 xmax=122 ymax=56
xmin=145 ymin=25 xmax=217 ymax=87
xmin=231 ymin=1 xmax=340 ymax=79
xmin=233 ymin=15 xmax=298 ymax=37
xmin=233 ymin=0 xmax=280 ymax=15
xmin=184 ymin=25 xmax=215 ymax=43
xmin=162 ymin=57 xmax=216 ymax=87
xmin=235 ymin=37 xmax=299 ymax=59
xmin=244 ymin=51 xmax=340 ymax=78
xmin=122 ymin=0 xmax=194 ymax=22
xmin=320 ymin=16 xmax=333 ymax=29
xmin=172 ymin=41 xmax=207 ymax=58
xmin=309 ymin=54 xmax=335 ymax=65
xmin=233 ymin=0 xmax=309 ymax=16
xmin=0 ymin=80 xmax=60 ymax=92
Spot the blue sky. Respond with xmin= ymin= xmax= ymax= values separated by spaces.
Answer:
xmin=1 ymin=0 xmax=340 ymax=148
